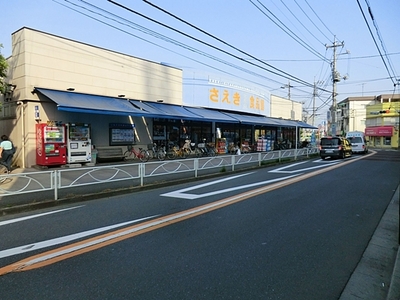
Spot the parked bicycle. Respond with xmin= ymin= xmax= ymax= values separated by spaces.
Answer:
xmin=124 ymin=145 xmax=150 ymax=162
xmin=182 ymin=140 xmax=202 ymax=157
xmin=0 ymin=162 xmax=10 ymax=184
xmin=166 ymin=143 xmax=190 ymax=160
xmin=197 ymin=139 xmax=216 ymax=157
xmin=147 ymin=143 xmax=166 ymax=161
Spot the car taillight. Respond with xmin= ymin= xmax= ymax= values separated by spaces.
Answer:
xmin=338 ymin=146 xmax=342 ymax=150
xmin=319 ymin=146 xmax=322 ymax=150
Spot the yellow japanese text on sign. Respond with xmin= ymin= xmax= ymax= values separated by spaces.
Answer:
xmin=209 ymin=88 xmax=265 ymax=112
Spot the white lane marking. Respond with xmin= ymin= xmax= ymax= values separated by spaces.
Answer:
xmin=7 ymin=178 xmax=307 ymax=271
xmin=0 ymin=215 xmax=159 ymax=259
xmin=161 ymin=174 xmax=300 ymax=200
xmin=269 ymin=161 xmax=339 ymax=173
xmin=0 ymin=206 xmax=85 ymax=226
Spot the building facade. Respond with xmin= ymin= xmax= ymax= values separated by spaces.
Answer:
xmin=337 ymin=96 xmax=376 ymax=135
xmin=365 ymin=94 xmax=400 ymax=149
xmin=334 ymin=95 xmax=400 ymax=149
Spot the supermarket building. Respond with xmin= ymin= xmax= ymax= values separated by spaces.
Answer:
xmin=1 ymin=27 xmax=313 ymax=168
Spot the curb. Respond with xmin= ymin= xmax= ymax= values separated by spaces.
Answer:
xmin=387 ymin=247 xmax=400 ymax=300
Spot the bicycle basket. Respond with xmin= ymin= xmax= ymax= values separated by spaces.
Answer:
xmin=197 ymin=143 xmax=205 ymax=148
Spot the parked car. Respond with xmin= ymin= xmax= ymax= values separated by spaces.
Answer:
xmin=319 ymin=137 xmax=352 ymax=160
xmin=345 ymin=131 xmax=368 ymax=154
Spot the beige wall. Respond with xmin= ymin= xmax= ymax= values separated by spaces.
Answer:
xmin=8 ymin=27 xmax=183 ymax=103
xmin=270 ymin=95 xmax=302 ymax=121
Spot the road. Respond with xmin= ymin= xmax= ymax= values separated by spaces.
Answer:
xmin=0 ymin=151 xmax=399 ymax=299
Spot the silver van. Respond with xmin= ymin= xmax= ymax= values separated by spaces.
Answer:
xmin=345 ymin=131 xmax=368 ymax=154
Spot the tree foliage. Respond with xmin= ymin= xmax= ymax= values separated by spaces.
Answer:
xmin=0 ymin=44 xmax=9 ymax=94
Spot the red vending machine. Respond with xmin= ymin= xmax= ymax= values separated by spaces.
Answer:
xmin=36 ymin=122 xmax=67 ymax=166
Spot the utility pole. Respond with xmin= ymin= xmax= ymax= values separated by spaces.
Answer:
xmin=326 ymin=36 xmax=344 ymax=136
xmin=312 ymin=80 xmax=323 ymax=127
xmin=281 ymin=80 xmax=294 ymax=119
xmin=313 ymin=82 xmax=316 ymax=127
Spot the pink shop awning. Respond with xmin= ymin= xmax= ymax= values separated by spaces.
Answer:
xmin=365 ymin=126 xmax=393 ymax=137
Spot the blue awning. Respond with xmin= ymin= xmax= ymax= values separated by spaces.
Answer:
xmin=184 ymin=107 xmax=239 ymax=123
xmin=35 ymin=88 xmax=317 ymax=128
xmin=294 ymin=121 xmax=317 ymax=129
xmin=141 ymin=102 xmax=205 ymax=121
xmin=221 ymin=112 xmax=274 ymax=125
xmin=35 ymin=88 xmax=154 ymax=116
xmin=129 ymin=100 xmax=167 ymax=116
xmin=220 ymin=111 xmax=316 ymax=128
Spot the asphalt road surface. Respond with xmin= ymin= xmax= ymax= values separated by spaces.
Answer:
xmin=0 ymin=150 xmax=399 ymax=299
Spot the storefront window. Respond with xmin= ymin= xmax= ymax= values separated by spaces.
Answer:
xmin=384 ymin=137 xmax=391 ymax=145
xmin=153 ymin=125 xmax=166 ymax=141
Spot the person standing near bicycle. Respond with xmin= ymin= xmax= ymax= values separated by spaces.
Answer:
xmin=0 ymin=135 xmax=15 ymax=173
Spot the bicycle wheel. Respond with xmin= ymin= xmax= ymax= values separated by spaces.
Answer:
xmin=147 ymin=149 xmax=155 ymax=160
xmin=182 ymin=148 xmax=190 ymax=159
xmin=157 ymin=150 xmax=166 ymax=161
xmin=0 ymin=164 xmax=8 ymax=183
xmin=195 ymin=148 xmax=202 ymax=157
xmin=139 ymin=150 xmax=150 ymax=162
xmin=208 ymin=148 xmax=216 ymax=157
xmin=124 ymin=150 xmax=135 ymax=161
xmin=167 ymin=149 xmax=176 ymax=160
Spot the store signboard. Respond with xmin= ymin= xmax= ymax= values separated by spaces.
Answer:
xmin=365 ymin=126 xmax=393 ymax=136
xmin=183 ymin=74 xmax=270 ymax=116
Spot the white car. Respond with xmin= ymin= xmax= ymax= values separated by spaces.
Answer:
xmin=345 ymin=131 xmax=368 ymax=154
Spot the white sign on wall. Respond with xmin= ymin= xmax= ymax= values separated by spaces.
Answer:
xmin=183 ymin=74 xmax=270 ymax=116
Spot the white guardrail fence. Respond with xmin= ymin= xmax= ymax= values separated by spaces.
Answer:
xmin=0 ymin=148 xmax=318 ymax=201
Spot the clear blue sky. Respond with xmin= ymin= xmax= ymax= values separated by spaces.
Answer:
xmin=1 ymin=0 xmax=399 ymax=125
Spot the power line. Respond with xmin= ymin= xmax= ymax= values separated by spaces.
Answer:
xmin=248 ymin=0 xmax=330 ymax=63
xmin=292 ymin=0 xmax=331 ymax=43
xmin=58 ymin=0 xmax=335 ymax=100
xmin=135 ymin=0 xmax=323 ymax=89
xmin=57 ymin=0 xmax=301 ymax=93
xmin=355 ymin=0 xmax=397 ymax=85
xmin=303 ymin=0 xmax=335 ymax=38
xmin=364 ymin=0 xmax=398 ymax=83
xmin=274 ymin=0 xmax=326 ymax=46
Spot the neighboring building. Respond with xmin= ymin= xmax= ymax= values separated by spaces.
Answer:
xmin=270 ymin=95 xmax=302 ymax=121
xmin=365 ymin=94 xmax=400 ymax=149
xmin=1 ymin=27 xmax=314 ymax=168
xmin=336 ymin=96 xmax=376 ymax=135
xmin=334 ymin=94 xmax=400 ymax=149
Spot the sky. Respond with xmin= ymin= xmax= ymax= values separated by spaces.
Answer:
xmin=1 ymin=0 xmax=399 ymax=125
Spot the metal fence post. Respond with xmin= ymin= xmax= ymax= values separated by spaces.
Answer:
xmin=258 ymin=152 xmax=262 ymax=167
xmin=231 ymin=155 xmax=235 ymax=171
xmin=54 ymin=170 xmax=58 ymax=201
xmin=194 ymin=158 xmax=198 ymax=178
xmin=140 ymin=163 xmax=144 ymax=186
